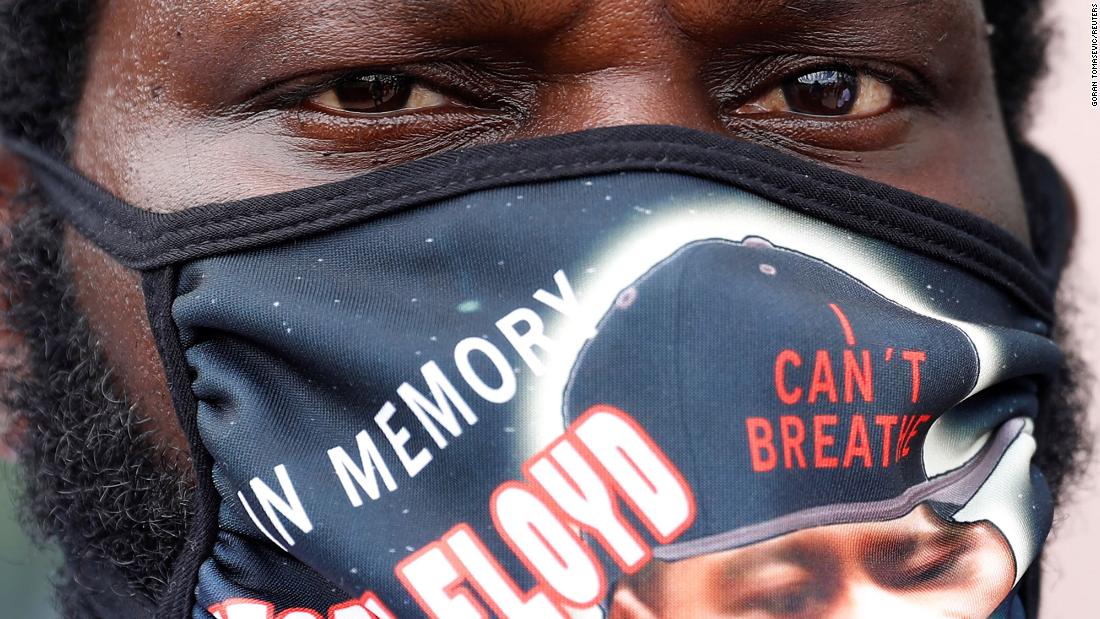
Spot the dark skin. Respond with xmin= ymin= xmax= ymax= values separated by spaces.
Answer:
xmin=0 ymin=0 xmax=1031 ymax=460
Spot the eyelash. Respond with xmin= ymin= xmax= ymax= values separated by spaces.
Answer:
xmin=248 ymin=60 xmax=530 ymax=116
xmin=263 ymin=72 xmax=428 ymax=111
xmin=710 ymin=56 xmax=937 ymax=113
xmin=244 ymin=56 xmax=937 ymax=125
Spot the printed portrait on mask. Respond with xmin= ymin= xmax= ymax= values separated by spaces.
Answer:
xmin=556 ymin=233 xmax=1044 ymax=619
xmin=609 ymin=505 xmax=1014 ymax=619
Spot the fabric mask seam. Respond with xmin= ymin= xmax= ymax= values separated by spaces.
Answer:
xmin=13 ymin=129 xmax=1048 ymax=310
xmin=48 ymin=155 xmax=1044 ymax=306
xmin=81 ymin=148 xmax=1030 ymax=258
xmin=13 ymin=130 xmax=1033 ymax=265
xmin=118 ymin=158 xmax=1053 ymax=318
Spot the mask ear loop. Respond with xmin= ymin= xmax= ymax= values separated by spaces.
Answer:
xmin=0 ymin=134 xmax=214 ymax=617
xmin=142 ymin=267 xmax=221 ymax=619
xmin=1016 ymin=143 xmax=1075 ymax=283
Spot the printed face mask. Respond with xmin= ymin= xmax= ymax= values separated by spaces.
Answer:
xmin=10 ymin=125 xmax=1071 ymax=619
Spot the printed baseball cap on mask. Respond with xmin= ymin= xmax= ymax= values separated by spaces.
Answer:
xmin=564 ymin=237 xmax=1049 ymax=565
xmin=5 ymin=125 xmax=1071 ymax=619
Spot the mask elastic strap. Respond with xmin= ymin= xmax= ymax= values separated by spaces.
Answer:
xmin=1016 ymin=142 xmax=1074 ymax=285
xmin=142 ymin=267 xmax=221 ymax=618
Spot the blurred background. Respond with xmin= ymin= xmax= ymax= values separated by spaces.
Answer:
xmin=0 ymin=0 xmax=1097 ymax=616
xmin=0 ymin=462 xmax=58 ymax=615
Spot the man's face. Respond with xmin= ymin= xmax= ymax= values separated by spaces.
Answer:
xmin=609 ymin=507 xmax=1016 ymax=619
xmin=65 ymin=0 xmax=1030 ymax=456
xmin=1 ymin=0 xmax=1046 ymax=610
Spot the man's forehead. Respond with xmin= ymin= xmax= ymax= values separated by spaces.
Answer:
xmin=126 ymin=0 xmax=953 ymax=40
xmin=102 ymin=0 xmax=966 ymax=99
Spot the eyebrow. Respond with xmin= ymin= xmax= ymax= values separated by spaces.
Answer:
xmin=182 ymin=0 xmax=971 ymax=109
xmin=712 ymin=538 xmax=821 ymax=580
xmin=230 ymin=0 xmax=954 ymax=43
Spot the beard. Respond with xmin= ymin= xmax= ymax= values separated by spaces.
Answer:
xmin=0 ymin=203 xmax=193 ymax=617
xmin=0 ymin=197 xmax=1090 ymax=618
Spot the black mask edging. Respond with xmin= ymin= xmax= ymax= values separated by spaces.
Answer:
xmin=10 ymin=124 xmax=1059 ymax=322
xmin=1014 ymin=142 xmax=1074 ymax=287
xmin=142 ymin=266 xmax=216 ymax=619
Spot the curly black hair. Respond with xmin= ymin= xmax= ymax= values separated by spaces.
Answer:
xmin=0 ymin=0 xmax=93 ymax=154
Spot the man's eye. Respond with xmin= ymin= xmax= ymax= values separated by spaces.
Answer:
xmin=737 ymin=69 xmax=895 ymax=118
xmin=307 ymin=73 xmax=449 ymax=115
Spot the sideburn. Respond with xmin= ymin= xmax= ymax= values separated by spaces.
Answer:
xmin=0 ymin=201 xmax=193 ymax=617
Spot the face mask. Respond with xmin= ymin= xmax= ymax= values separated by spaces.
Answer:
xmin=10 ymin=125 xmax=1071 ymax=619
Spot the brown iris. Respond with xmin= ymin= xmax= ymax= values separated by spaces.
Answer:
xmin=313 ymin=73 xmax=416 ymax=114
xmin=781 ymin=70 xmax=860 ymax=116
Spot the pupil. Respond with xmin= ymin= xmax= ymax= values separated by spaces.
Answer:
xmin=335 ymin=74 xmax=412 ymax=113
xmin=781 ymin=70 xmax=859 ymax=116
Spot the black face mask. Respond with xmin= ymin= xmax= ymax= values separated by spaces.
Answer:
xmin=9 ymin=125 xmax=1072 ymax=619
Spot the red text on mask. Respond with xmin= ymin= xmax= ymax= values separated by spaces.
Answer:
xmin=395 ymin=405 xmax=696 ymax=619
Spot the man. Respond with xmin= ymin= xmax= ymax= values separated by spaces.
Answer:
xmin=0 ymin=0 xmax=1087 ymax=618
